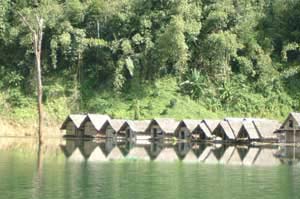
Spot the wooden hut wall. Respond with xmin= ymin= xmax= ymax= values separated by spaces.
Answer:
xmin=102 ymin=123 xmax=117 ymax=138
xmin=285 ymin=130 xmax=300 ymax=143
xmin=282 ymin=114 xmax=300 ymax=130
xmin=65 ymin=121 xmax=77 ymax=136
xmin=148 ymin=122 xmax=164 ymax=139
xmin=83 ymin=121 xmax=98 ymax=137
xmin=175 ymin=126 xmax=191 ymax=140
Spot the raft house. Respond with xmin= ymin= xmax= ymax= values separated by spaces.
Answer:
xmin=60 ymin=114 xmax=87 ymax=137
xmin=79 ymin=114 xmax=111 ymax=137
xmin=60 ymin=112 xmax=300 ymax=143
xmin=118 ymin=120 xmax=151 ymax=140
xmin=145 ymin=118 xmax=179 ymax=140
xmin=276 ymin=112 xmax=300 ymax=143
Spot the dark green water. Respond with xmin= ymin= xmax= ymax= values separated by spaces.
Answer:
xmin=0 ymin=138 xmax=299 ymax=199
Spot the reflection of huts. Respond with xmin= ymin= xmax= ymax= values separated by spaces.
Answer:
xmin=174 ymin=142 xmax=192 ymax=159
xmin=154 ymin=147 xmax=179 ymax=162
xmin=242 ymin=147 xmax=260 ymax=166
xmin=100 ymin=119 xmax=126 ymax=138
xmin=99 ymin=139 xmax=117 ymax=156
xmin=146 ymin=118 xmax=179 ymax=140
xmin=145 ymin=141 xmax=164 ymax=159
xmin=277 ymin=112 xmax=300 ymax=143
xmin=79 ymin=114 xmax=111 ymax=137
xmin=126 ymin=146 xmax=150 ymax=161
xmin=60 ymin=139 xmax=83 ymax=157
xmin=68 ymin=147 xmax=85 ymax=162
xmin=88 ymin=147 xmax=107 ymax=162
xmin=182 ymin=149 xmax=198 ymax=163
xmin=192 ymin=120 xmax=220 ymax=140
xmin=227 ymin=148 xmax=243 ymax=165
xmin=237 ymin=119 xmax=280 ymax=142
xmin=203 ymin=149 xmax=218 ymax=164
xmin=118 ymin=120 xmax=151 ymax=140
xmin=60 ymin=114 xmax=87 ymax=137
xmin=253 ymin=149 xmax=280 ymax=166
xmin=198 ymin=146 xmax=213 ymax=161
xmin=79 ymin=140 xmax=98 ymax=159
xmin=174 ymin=120 xmax=201 ymax=140
xmin=107 ymin=146 xmax=124 ymax=160
xmin=213 ymin=118 xmax=244 ymax=141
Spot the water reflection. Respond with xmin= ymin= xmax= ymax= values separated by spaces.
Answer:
xmin=59 ymin=139 xmax=300 ymax=166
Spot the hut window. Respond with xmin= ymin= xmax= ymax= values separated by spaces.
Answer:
xmin=289 ymin=120 xmax=293 ymax=128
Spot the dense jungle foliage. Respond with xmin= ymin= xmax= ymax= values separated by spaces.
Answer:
xmin=0 ymin=0 xmax=300 ymax=122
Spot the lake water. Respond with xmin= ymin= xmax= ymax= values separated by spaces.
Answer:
xmin=0 ymin=138 xmax=300 ymax=199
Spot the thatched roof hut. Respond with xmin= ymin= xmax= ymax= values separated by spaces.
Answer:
xmin=175 ymin=119 xmax=201 ymax=139
xmin=277 ymin=112 xmax=300 ymax=143
xmin=202 ymin=120 xmax=220 ymax=132
xmin=127 ymin=120 xmax=151 ymax=132
xmin=79 ymin=114 xmax=111 ymax=137
xmin=213 ymin=118 xmax=243 ymax=140
xmin=253 ymin=119 xmax=280 ymax=140
xmin=107 ymin=119 xmax=126 ymax=132
xmin=60 ymin=114 xmax=87 ymax=129
xmin=213 ymin=121 xmax=235 ymax=140
xmin=193 ymin=120 xmax=220 ymax=139
xmin=175 ymin=119 xmax=201 ymax=133
xmin=149 ymin=118 xmax=179 ymax=134
xmin=280 ymin=112 xmax=300 ymax=130
xmin=237 ymin=120 xmax=260 ymax=140
xmin=118 ymin=120 xmax=151 ymax=138
xmin=98 ymin=119 xmax=126 ymax=138
xmin=60 ymin=114 xmax=87 ymax=136
xmin=146 ymin=118 xmax=179 ymax=139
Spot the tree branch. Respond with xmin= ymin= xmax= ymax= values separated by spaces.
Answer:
xmin=16 ymin=10 xmax=36 ymax=34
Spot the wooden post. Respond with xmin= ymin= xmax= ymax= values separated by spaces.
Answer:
xmin=294 ymin=127 xmax=296 ymax=144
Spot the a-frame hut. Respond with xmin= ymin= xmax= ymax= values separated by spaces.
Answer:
xmin=174 ymin=119 xmax=201 ymax=140
xmin=145 ymin=118 xmax=179 ymax=140
xmin=277 ymin=112 xmax=300 ymax=143
xmin=212 ymin=118 xmax=243 ymax=141
xmin=118 ymin=120 xmax=151 ymax=140
xmin=254 ymin=119 xmax=280 ymax=142
xmin=60 ymin=114 xmax=87 ymax=137
xmin=237 ymin=118 xmax=280 ymax=142
xmin=79 ymin=114 xmax=111 ymax=137
xmin=237 ymin=120 xmax=261 ymax=142
xmin=192 ymin=120 xmax=220 ymax=140
xmin=99 ymin=119 xmax=126 ymax=138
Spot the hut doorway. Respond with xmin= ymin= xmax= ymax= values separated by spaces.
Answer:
xmin=180 ymin=131 xmax=185 ymax=139
xmin=126 ymin=129 xmax=131 ymax=138
xmin=153 ymin=128 xmax=158 ymax=139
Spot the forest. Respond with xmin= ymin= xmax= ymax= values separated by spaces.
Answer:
xmin=1 ymin=0 xmax=300 ymax=124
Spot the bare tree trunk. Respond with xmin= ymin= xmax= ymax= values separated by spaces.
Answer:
xmin=17 ymin=12 xmax=44 ymax=145
xmin=33 ymin=17 xmax=44 ymax=145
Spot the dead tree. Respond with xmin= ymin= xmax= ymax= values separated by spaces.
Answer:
xmin=18 ymin=12 xmax=44 ymax=144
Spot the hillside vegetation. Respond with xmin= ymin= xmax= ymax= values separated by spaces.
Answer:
xmin=1 ymin=0 xmax=300 ymax=126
